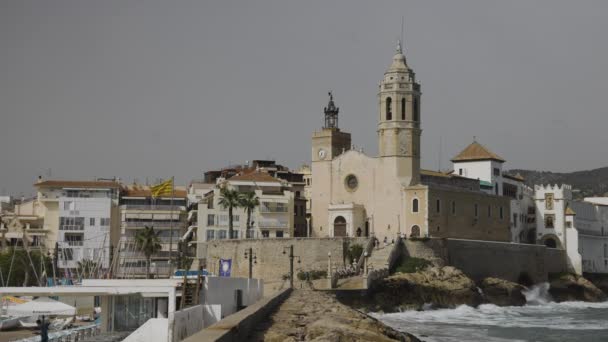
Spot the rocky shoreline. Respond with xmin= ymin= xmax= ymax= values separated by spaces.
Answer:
xmin=338 ymin=266 xmax=607 ymax=313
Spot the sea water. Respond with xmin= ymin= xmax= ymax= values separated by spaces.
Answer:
xmin=373 ymin=283 xmax=608 ymax=342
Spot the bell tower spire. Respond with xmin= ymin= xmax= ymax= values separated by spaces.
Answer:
xmin=324 ymin=91 xmax=339 ymax=129
xmin=377 ymin=41 xmax=422 ymax=185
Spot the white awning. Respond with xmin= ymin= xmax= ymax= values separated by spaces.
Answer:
xmin=7 ymin=297 xmax=76 ymax=316
xmin=3 ymin=232 xmax=23 ymax=239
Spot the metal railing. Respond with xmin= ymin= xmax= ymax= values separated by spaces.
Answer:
xmin=120 ymin=204 xmax=185 ymax=211
xmin=59 ymin=225 xmax=84 ymax=231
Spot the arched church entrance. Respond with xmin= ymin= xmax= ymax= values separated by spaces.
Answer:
xmin=410 ymin=225 xmax=420 ymax=238
xmin=540 ymin=234 xmax=561 ymax=249
xmin=333 ymin=216 xmax=347 ymax=237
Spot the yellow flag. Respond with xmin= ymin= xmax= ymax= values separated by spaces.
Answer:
xmin=151 ymin=178 xmax=173 ymax=197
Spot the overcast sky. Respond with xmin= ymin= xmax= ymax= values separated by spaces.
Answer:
xmin=2 ymin=0 xmax=608 ymax=196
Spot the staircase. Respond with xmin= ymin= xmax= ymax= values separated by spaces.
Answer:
xmin=367 ymin=246 xmax=393 ymax=271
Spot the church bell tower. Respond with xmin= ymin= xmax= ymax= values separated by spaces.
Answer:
xmin=377 ymin=41 xmax=422 ymax=185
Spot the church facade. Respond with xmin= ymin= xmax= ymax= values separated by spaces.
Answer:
xmin=310 ymin=43 xmax=511 ymax=243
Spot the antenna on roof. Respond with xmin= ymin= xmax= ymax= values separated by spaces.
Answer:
xmin=401 ymin=16 xmax=405 ymax=52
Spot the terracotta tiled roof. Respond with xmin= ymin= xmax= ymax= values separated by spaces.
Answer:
xmin=565 ymin=207 xmax=576 ymax=216
xmin=228 ymin=172 xmax=282 ymax=183
xmin=35 ymin=180 xmax=120 ymax=188
xmin=420 ymin=169 xmax=452 ymax=178
xmin=122 ymin=185 xmax=187 ymax=198
xmin=504 ymin=173 xmax=525 ymax=182
xmin=451 ymin=141 xmax=505 ymax=163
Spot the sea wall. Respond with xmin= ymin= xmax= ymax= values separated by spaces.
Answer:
xmin=400 ymin=238 xmax=569 ymax=283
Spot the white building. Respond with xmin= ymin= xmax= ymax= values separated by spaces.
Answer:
xmin=197 ymin=171 xmax=295 ymax=243
xmin=452 ymin=141 xmax=535 ymax=243
xmin=571 ymin=198 xmax=608 ymax=274
xmin=35 ymin=180 xmax=121 ymax=275
xmin=534 ymin=184 xmax=582 ymax=274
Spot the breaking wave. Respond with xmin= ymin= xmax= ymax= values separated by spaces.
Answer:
xmin=373 ymin=283 xmax=608 ymax=342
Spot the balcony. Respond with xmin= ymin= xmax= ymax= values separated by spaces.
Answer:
xmin=258 ymin=218 xmax=289 ymax=229
xmin=59 ymin=225 xmax=85 ymax=231
xmin=120 ymin=204 xmax=185 ymax=211
xmin=123 ymin=221 xmax=182 ymax=229
xmin=64 ymin=240 xmax=84 ymax=247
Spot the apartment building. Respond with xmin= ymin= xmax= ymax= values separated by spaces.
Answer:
xmin=0 ymin=197 xmax=48 ymax=251
xmin=197 ymin=171 xmax=295 ymax=245
xmin=34 ymin=179 xmax=121 ymax=276
xmin=115 ymin=184 xmax=187 ymax=279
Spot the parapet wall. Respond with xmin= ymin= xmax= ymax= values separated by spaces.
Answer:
xmin=202 ymin=237 xmax=369 ymax=287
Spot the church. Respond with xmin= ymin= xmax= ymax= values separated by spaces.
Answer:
xmin=310 ymin=42 xmax=511 ymax=243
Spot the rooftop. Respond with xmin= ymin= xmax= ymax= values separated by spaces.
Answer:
xmin=452 ymin=141 xmax=505 ymax=163
xmin=35 ymin=180 xmax=121 ymax=189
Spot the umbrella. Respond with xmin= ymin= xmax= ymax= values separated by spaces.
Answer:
xmin=7 ymin=297 xmax=76 ymax=316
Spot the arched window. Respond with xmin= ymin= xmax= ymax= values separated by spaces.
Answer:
xmin=401 ymin=98 xmax=406 ymax=120
xmin=386 ymin=97 xmax=392 ymax=120
xmin=413 ymin=97 xmax=419 ymax=121
xmin=410 ymin=225 xmax=420 ymax=237
xmin=412 ymin=198 xmax=419 ymax=213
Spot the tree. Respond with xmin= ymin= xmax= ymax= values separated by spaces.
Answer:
xmin=134 ymin=226 xmax=162 ymax=279
xmin=77 ymin=259 xmax=98 ymax=279
xmin=218 ymin=187 xmax=241 ymax=239
xmin=239 ymin=191 xmax=259 ymax=238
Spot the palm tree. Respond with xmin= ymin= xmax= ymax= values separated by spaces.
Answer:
xmin=218 ymin=187 xmax=241 ymax=239
xmin=134 ymin=226 xmax=162 ymax=279
xmin=239 ymin=191 xmax=259 ymax=239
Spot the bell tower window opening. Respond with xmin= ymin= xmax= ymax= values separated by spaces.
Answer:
xmin=413 ymin=97 xmax=419 ymax=122
xmin=401 ymin=98 xmax=406 ymax=120
xmin=386 ymin=97 xmax=392 ymax=121
xmin=412 ymin=198 xmax=419 ymax=213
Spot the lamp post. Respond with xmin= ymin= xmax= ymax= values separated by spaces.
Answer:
xmin=305 ymin=213 xmax=311 ymax=238
xmin=282 ymin=245 xmax=300 ymax=288
xmin=244 ymin=247 xmax=257 ymax=279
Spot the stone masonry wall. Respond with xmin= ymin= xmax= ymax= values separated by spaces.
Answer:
xmin=203 ymin=237 xmax=369 ymax=291
xmin=399 ymin=238 xmax=569 ymax=284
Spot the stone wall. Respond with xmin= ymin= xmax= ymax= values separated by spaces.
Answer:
xmin=399 ymin=238 xmax=569 ymax=283
xmin=202 ymin=237 xmax=369 ymax=291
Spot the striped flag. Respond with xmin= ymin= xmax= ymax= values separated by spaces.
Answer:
xmin=151 ymin=178 xmax=173 ymax=198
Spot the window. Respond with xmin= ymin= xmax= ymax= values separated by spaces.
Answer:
xmin=413 ymin=97 xmax=419 ymax=121
xmin=495 ymin=184 xmax=499 ymax=195
xmin=500 ymin=207 xmax=504 ymax=220
xmin=59 ymin=249 xmax=74 ymax=260
xmin=295 ymin=191 xmax=300 ymax=198
xmin=206 ymin=230 xmax=215 ymax=240
xmin=412 ymin=198 xmax=419 ymax=213
xmin=513 ymin=214 xmax=518 ymax=227
xmin=451 ymin=201 xmax=456 ymax=215
xmin=566 ymin=221 xmax=572 ymax=228
xmin=459 ymin=168 xmax=463 ymax=176
xmin=207 ymin=214 xmax=215 ymax=226
xmin=545 ymin=193 xmax=554 ymax=210
xmin=90 ymin=218 xmax=95 ymax=226
xmin=436 ymin=199 xmax=441 ymax=213
xmin=545 ymin=214 xmax=555 ymax=229
xmin=64 ymin=201 xmax=73 ymax=210
xmin=493 ymin=168 xmax=500 ymax=176
xmin=386 ymin=97 xmax=392 ymax=120
xmin=276 ymin=231 xmax=284 ymax=238
xmin=401 ymin=98 xmax=406 ymax=120
xmin=262 ymin=230 xmax=270 ymax=238
xmin=218 ymin=230 xmax=227 ymax=239
xmin=100 ymin=218 xmax=110 ymax=226
xmin=60 ymin=217 xmax=85 ymax=230
xmin=474 ymin=204 xmax=479 ymax=217
xmin=232 ymin=231 xmax=239 ymax=239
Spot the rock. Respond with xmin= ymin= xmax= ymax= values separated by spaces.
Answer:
xmin=363 ymin=266 xmax=483 ymax=312
xmin=479 ymin=277 xmax=526 ymax=306
xmin=549 ymin=273 xmax=607 ymax=302
xmin=583 ymin=273 xmax=608 ymax=294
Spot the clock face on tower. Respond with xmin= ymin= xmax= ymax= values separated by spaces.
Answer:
xmin=318 ymin=149 xmax=327 ymax=160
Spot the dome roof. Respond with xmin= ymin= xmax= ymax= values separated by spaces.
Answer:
xmin=386 ymin=40 xmax=408 ymax=72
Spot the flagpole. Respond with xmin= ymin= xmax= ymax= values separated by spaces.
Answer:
xmin=169 ymin=176 xmax=175 ymax=278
